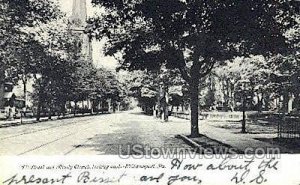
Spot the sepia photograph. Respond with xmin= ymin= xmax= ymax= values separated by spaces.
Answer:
xmin=2 ymin=1 xmax=300 ymax=184
xmin=0 ymin=0 xmax=300 ymax=159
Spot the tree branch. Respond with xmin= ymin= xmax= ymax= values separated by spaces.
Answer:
xmin=177 ymin=50 xmax=191 ymax=83
xmin=200 ymin=60 xmax=215 ymax=78
xmin=179 ymin=66 xmax=191 ymax=83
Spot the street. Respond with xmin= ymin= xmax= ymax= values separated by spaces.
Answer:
xmin=0 ymin=110 xmax=191 ymax=155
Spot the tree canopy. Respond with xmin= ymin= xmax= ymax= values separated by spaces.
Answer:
xmin=88 ymin=0 xmax=298 ymax=137
xmin=0 ymin=0 xmax=61 ymax=82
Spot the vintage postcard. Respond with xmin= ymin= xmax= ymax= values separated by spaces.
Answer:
xmin=0 ymin=0 xmax=300 ymax=184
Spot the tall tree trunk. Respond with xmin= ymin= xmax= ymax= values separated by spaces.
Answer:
xmin=157 ymin=97 xmax=161 ymax=119
xmin=48 ymin=105 xmax=52 ymax=120
xmin=294 ymin=92 xmax=299 ymax=111
xmin=90 ymin=100 xmax=94 ymax=115
xmin=190 ymin=79 xmax=200 ymax=137
xmin=61 ymin=101 xmax=66 ymax=117
xmin=36 ymin=88 xmax=42 ymax=121
xmin=283 ymin=91 xmax=289 ymax=113
xmin=161 ymin=85 xmax=169 ymax=122
xmin=101 ymin=100 xmax=105 ymax=113
xmin=231 ymin=83 xmax=236 ymax=111
xmin=36 ymin=77 xmax=48 ymax=122
xmin=74 ymin=101 xmax=77 ymax=116
xmin=112 ymin=101 xmax=116 ymax=113
xmin=22 ymin=76 xmax=27 ymax=110
xmin=190 ymin=63 xmax=200 ymax=138
xmin=226 ymin=79 xmax=230 ymax=107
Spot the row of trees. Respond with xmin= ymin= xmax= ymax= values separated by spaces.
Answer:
xmin=0 ymin=0 xmax=127 ymax=120
xmin=210 ymin=9 xmax=300 ymax=113
xmin=212 ymin=35 xmax=299 ymax=113
xmin=121 ymin=68 xmax=187 ymax=120
xmin=88 ymin=0 xmax=299 ymax=137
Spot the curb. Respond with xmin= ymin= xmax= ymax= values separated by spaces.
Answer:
xmin=176 ymin=134 xmax=242 ymax=154
xmin=176 ymin=134 xmax=201 ymax=149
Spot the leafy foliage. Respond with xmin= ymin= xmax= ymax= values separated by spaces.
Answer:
xmin=88 ymin=0 xmax=296 ymax=136
xmin=0 ymin=0 xmax=61 ymax=83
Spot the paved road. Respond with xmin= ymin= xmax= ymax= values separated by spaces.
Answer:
xmin=0 ymin=110 xmax=191 ymax=155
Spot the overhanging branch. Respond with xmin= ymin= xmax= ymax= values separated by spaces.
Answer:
xmin=179 ymin=66 xmax=191 ymax=83
xmin=177 ymin=50 xmax=191 ymax=83
xmin=200 ymin=59 xmax=215 ymax=78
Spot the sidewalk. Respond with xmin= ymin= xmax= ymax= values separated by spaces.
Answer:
xmin=0 ymin=117 xmax=47 ymax=128
xmin=0 ymin=113 xmax=109 ymax=128
xmin=170 ymin=116 xmax=291 ymax=153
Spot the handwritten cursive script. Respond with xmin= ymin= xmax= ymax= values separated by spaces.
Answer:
xmin=3 ymin=173 xmax=72 ymax=185
xmin=3 ymin=171 xmax=127 ymax=185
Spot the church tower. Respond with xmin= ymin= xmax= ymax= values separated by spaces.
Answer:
xmin=72 ymin=0 xmax=87 ymax=25
xmin=70 ymin=0 xmax=93 ymax=61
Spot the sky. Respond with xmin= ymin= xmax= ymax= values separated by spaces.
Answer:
xmin=58 ymin=0 xmax=118 ymax=70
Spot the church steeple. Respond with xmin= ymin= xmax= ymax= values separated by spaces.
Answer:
xmin=70 ymin=0 xmax=93 ymax=61
xmin=71 ymin=0 xmax=87 ymax=28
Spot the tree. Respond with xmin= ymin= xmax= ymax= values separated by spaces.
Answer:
xmin=213 ymin=56 xmax=270 ymax=111
xmin=0 ymin=0 xmax=61 ymax=77
xmin=89 ymin=0 xmax=294 ymax=137
xmin=0 ymin=0 xmax=62 ymax=113
xmin=276 ymin=8 xmax=300 ymax=112
xmin=28 ymin=19 xmax=84 ymax=120
xmin=120 ymin=68 xmax=186 ymax=119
